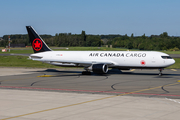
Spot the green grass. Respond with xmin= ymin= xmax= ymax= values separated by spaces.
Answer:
xmin=1 ymin=47 xmax=180 ymax=54
xmin=160 ymin=51 xmax=180 ymax=54
xmin=0 ymin=47 xmax=127 ymax=54
xmin=0 ymin=48 xmax=33 ymax=54
xmin=167 ymin=58 xmax=180 ymax=69
xmin=54 ymin=47 xmax=129 ymax=51
xmin=0 ymin=56 xmax=179 ymax=69
xmin=0 ymin=47 xmax=180 ymax=54
xmin=0 ymin=56 xmax=59 ymax=68
xmin=0 ymin=47 xmax=132 ymax=54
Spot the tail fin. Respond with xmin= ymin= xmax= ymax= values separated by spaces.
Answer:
xmin=26 ymin=26 xmax=52 ymax=53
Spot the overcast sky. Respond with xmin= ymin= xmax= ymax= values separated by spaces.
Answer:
xmin=0 ymin=0 xmax=180 ymax=37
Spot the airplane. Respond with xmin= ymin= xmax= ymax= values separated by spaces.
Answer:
xmin=26 ymin=26 xmax=175 ymax=76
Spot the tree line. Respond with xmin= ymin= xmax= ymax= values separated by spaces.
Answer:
xmin=0 ymin=31 xmax=102 ymax=47
xmin=107 ymin=32 xmax=180 ymax=51
xmin=0 ymin=31 xmax=180 ymax=51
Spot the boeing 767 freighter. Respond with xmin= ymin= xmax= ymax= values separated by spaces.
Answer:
xmin=26 ymin=26 xmax=175 ymax=76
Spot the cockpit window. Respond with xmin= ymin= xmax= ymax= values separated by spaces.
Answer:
xmin=161 ymin=56 xmax=172 ymax=59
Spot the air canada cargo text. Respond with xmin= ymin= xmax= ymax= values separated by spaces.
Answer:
xmin=89 ymin=53 xmax=146 ymax=57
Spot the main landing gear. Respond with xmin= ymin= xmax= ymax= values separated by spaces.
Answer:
xmin=82 ymin=67 xmax=92 ymax=75
xmin=159 ymin=68 xmax=163 ymax=76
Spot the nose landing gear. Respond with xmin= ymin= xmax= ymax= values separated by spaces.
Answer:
xmin=159 ymin=68 xmax=163 ymax=76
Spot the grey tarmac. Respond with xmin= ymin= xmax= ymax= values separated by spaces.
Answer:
xmin=0 ymin=68 xmax=180 ymax=120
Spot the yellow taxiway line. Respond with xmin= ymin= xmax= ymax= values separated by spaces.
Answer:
xmin=171 ymin=69 xmax=177 ymax=71
xmin=37 ymin=75 xmax=55 ymax=77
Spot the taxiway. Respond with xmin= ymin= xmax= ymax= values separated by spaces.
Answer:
xmin=0 ymin=68 xmax=180 ymax=120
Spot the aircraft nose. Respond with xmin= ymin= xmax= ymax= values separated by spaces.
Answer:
xmin=172 ymin=59 xmax=175 ymax=65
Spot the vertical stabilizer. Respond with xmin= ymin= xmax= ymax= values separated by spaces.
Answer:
xmin=26 ymin=26 xmax=52 ymax=53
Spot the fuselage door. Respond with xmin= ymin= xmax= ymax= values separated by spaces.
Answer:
xmin=152 ymin=56 xmax=156 ymax=63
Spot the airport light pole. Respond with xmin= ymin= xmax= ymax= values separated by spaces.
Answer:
xmin=8 ymin=36 xmax=10 ymax=52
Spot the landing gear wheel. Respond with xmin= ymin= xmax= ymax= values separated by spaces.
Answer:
xmin=159 ymin=73 xmax=162 ymax=76
xmin=82 ymin=71 xmax=91 ymax=75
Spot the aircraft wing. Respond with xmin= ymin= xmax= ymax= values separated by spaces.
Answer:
xmin=30 ymin=55 xmax=114 ymax=65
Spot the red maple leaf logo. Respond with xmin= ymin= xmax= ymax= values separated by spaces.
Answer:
xmin=141 ymin=60 xmax=146 ymax=65
xmin=32 ymin=38 xmax=42 ymax=51
xmin=34 ymin=41 xmax=41 ymax=48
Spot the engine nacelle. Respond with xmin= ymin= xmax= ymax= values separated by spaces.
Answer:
xmin=92 ymin=64 xmax=108 ymax=74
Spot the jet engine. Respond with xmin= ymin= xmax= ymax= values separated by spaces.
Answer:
xmin=92 ymin=64 xmax=108 ymax=74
